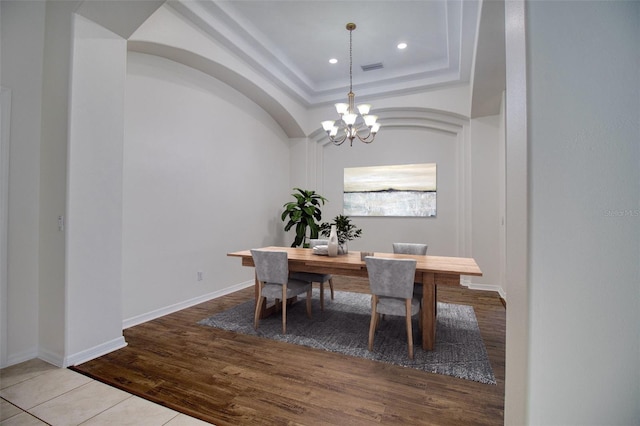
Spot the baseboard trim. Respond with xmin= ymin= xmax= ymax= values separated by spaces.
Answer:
xmin=122 ymin=280 xmax=254 ymax=330
xmin=38 ymin=348 xmax=65 ymax=368
xmin=2 ymin=348 xmax=39 ymax=369
xmin=64 ymin=336 xmax=128 ymax=367
xmin=462 ymin=281 xmax=506 ymax=301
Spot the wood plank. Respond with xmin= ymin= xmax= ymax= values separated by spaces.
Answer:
xmin=72 ymin=276 xmax=504 ymax=425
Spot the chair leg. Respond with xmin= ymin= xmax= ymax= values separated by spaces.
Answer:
xmin=306 ymin=288 xmax=312 ymax=319
xmin=328 ymin=278 xmax=335 ymax=300
xmin=319 ymin=282 xmax=325 ymax=311
xmin=370 ymin=295 xmax=381 ymax=330
xmin=406 ymin=299 xmax=414 ymax=360
xmin=254 ymin=283 xmax=264 ymax=330
xmin=254 ymin=297 xmax=265 ymax=330
xmin=368 ymin=295 xmax=378 ymax=352
xmin=281 ymin=285 xmax=287 ymax=334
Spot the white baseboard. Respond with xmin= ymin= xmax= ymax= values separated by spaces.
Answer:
xmin=3 ymin=348 xmax=39 ymax=369
xmin=462 ymin=280 xmax=506 ymax=300
xmin=57 ymin=281 xmax=253 ymax=367
xmin=64 ymin=336 xmax=128 ymax=367
xmin=3 ymin=336 xmax=128 ymax=369
xmin=122 ymin=280 xmax=254 ymax=330
xmin=38 ymin=348 xmax=65 ymax=368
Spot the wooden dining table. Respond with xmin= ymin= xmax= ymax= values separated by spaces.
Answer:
xmin=228 ymin=246 xmax=482 ymax=351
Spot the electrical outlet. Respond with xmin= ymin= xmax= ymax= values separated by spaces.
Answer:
xmin=197 ymin=271 xmax=203 ymax=281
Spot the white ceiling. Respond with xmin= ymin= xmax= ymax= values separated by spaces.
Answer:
xmin=219 ymin=1 xmax=462 ymax=91
xmin=169 ymin=0 xmax=493 ymax=107
xmin=78 ymin=0 xmax=505 ymax=115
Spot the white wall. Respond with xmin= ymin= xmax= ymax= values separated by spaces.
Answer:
xmin=66 ymin=14 xmax=128 ymax=365
xmin=527 ymin=2 xmax=639 ymax=424
xmin=504 ymin=1 xmax=530 ymax=423
xmin=470 ymin=115 xmax=501 ymax=289
xmin=0 ymin=0 xmax=46 ymax=366
xmin=122 ymin=52 xmax=291 ymax=322
xmin=38 ymin=0 xmax=81 ymax=367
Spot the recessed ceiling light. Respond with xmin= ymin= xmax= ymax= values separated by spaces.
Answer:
xmin=329 ymin=58 xmax=338 ymax=64
xmin=397 ymin=42 xmax=408 ymax=50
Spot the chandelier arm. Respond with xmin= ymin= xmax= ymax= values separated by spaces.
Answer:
xmin=355 ymin=129 xmax=376 ymax=144
xmin=359 ymin=135 xmax=376 ymax=144
xmin=329 ymin=133 xmax=348 ymax=146
xmin=355 ymin=128 xmax=371 ymax=140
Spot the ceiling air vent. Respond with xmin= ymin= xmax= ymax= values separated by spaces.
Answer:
xmin=361 ymin=62 xmax=384 ymax=72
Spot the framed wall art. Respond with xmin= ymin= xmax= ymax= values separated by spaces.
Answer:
xmin=343 ymin=163 xmax=437 ymax=217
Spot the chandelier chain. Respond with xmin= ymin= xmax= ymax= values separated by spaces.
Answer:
xmin=349 ymin=27 xmax=353 ymax=94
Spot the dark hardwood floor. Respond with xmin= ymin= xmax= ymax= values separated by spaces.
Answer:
xmin=72 ymin=276 xmax=505 ymax=425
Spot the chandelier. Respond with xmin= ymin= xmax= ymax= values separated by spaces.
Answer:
xmin=321 ymin=23 xmax=380 ymax=146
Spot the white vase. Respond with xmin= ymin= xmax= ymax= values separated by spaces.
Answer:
xmin=327 ymin=225 xmax=339 ymax=257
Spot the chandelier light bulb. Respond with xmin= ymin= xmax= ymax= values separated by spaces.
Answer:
xmin=364 ymin=115 xmax=378 ymax=127
xmin=335 ymin=103 xmax=349 ymax=115
xmin=343 ymin=113 xmax=357 ymax=126
xmin=357 ymin=104 xmax=371 ymax=115
xmin=322 ymin=120 xmax=336 ymax=132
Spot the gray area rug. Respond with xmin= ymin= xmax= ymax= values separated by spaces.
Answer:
xmin=199 ymin=289 xmax=496 ymax=385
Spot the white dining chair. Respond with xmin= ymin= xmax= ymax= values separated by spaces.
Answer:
xmin=392 ymin=242 xmax=428 ymax=299
xmin=251 ymin=249 xmax=312 ymax=334
xmin=290 ymin=239 xmax=335 ymax=310
xmin=365 ymin=256 xmax=420 ymax=359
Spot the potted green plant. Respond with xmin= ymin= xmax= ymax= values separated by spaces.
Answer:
xmin=281 ymin=188 xmax=328 ymax=248
xmin=320 ymin=214 xmax=362 ymax=253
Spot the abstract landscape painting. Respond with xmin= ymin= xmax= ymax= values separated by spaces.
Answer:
xmin=344 ymin=163 xmax=437 ymax=217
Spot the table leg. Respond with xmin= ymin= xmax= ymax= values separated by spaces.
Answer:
xmin=421 ymin=272 xmax=436 ymax=350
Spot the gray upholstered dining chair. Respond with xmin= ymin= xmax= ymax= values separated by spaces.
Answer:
xmin=365 ymin=256 xmax=420 ymax=359
xmin=392 ymin=242 xmax=428 ymax=299
xmin=251 ymin=249 xmax=312 ymax=334
xmin=290 ymin=239 xmax=335 ymax=311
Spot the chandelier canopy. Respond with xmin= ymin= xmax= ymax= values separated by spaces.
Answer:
xmin=321 ymin=23 xmax=380 ymax=146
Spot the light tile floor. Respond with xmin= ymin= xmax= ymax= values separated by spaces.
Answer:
xmin=0 ymin=359 xmax=212 ymax=425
